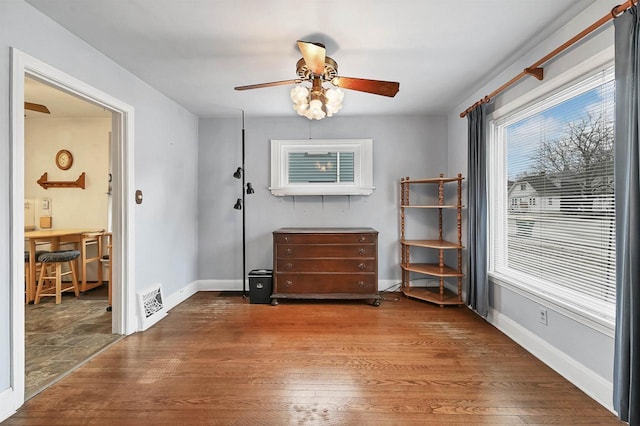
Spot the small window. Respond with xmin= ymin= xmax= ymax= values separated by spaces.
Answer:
xmin=270 ymin=139 xmax=374 ymax=196
xmin=520 ymin=184 xmax=526 ymax=190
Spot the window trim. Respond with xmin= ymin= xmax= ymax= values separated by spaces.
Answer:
xmin=487 ymin=59 xmax=616 ymax=333
xmin=270 ymin=139 xmax=374 ymax=196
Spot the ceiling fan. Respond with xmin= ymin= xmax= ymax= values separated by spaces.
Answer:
xmin=234 ymin=40 xmax=400 ymax=119
xmin=24 ymin=102 xmax=50 ymax=114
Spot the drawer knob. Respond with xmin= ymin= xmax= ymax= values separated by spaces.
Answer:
xmin=285 ymin=280 xmax=293 ymax=288
xmin=358 ymin=248 xmax=366 ymax=255
xmin=284 ymin=236 xmax=289 ymax=242
xmin=284 ymin=263 xmax=293 ymax=270
xmin=358 ymin=280 xmax=365 ymax=288
xmin=359 ymin=236 xmax=366 ymax=242
xmin=285 ymin=248 xmax=293 ymax=255
xmin=358 ymin=263 xmax=366 ymax=270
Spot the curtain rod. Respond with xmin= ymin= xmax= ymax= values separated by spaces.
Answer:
xmin=460 ymin=0 xmax=637 ymax=118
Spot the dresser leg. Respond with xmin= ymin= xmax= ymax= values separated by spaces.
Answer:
xmin=372 ymin=299 xmax=381 ymax=307
xmin=271 ymin=298 xmax=279 ymax=306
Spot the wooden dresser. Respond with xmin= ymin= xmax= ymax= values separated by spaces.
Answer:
xmin=272 ymin=227 xmax=380 ymax=306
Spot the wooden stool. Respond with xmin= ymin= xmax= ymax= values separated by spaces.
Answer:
xmin=79 ymin=232 xmax=104 ymax=292
xmin=34 ymin=250 xmax=81 ymax=304
xmin=100 ymin=232 xmax=113 ymax=310
xmin=24 ymin=250 xmax=48 ymax=303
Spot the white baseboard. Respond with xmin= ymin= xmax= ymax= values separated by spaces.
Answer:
xmin=488 ymin=308 xmax=614 ymax=413
xmin=165 ymin=281 xmax=199 ymax=311
xmin=197 ymin=279 xmax=243 ymax=292
xmin=377 ymin=279 xmax=401 ymax=292
xmin=196 ymin=279 xmax=400 ymax=293
xmin=0 ymin=387 xmax=16 ymax=423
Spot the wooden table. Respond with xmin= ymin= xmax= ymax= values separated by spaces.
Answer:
xmin=24 ymin=228 xmax=104 ymax=303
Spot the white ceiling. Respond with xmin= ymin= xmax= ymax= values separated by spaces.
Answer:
xmin=24 ymin=0 xmax=595 ymax=118
xmin=24 ymin=77 xmax=112 ymax=119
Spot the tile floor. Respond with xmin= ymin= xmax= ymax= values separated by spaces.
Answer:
xmin=24 ymin=287 xmax=121 ymax=398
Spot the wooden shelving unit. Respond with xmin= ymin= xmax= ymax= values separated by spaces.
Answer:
xmin=400 ymin=173 xmax=465 ymax=306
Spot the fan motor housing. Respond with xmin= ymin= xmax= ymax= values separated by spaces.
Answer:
xmin=296 ymin=56 xmax=338 ymax=81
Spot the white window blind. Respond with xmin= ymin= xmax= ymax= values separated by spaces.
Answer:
xmin=288 ymin=152 xmax=355 ymax=183
xmin=490 ymin=67 xmax=615 ymax=325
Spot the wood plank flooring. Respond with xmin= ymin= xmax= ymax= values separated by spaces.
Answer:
xmin=6 ymin=292 xmax=622 ymax=425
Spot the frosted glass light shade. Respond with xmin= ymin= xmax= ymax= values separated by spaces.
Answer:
xmin=290 ymin=84 xmax=343 ymax=120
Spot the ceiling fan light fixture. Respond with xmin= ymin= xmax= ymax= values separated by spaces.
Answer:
xmin=236 ymin=40 xmax=397 ymax=119
xmin=290 ymin=84 xmax=343 ymax=120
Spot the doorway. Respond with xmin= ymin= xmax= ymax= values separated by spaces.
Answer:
xmin=23 ymin=76 xmax=120 ymax=398
xmin=10 ymin=48 xmax=136 ymax=409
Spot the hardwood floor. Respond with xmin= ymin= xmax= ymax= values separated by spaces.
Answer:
xmin=7 ymin=292 xmax=622 ymax=425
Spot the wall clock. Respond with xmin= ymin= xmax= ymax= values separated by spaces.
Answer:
xmin=55 ymin=149 xmax=73 ymax=170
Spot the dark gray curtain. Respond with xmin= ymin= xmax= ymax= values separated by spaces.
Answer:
xmin=613 ymin=5 xmax=640 ymax=423
xmin=467 ymin=104 xmax=489 ymax=317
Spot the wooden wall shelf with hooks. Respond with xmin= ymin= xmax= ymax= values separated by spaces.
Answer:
xmin=37 ymin=172 xmax=86 ymax=189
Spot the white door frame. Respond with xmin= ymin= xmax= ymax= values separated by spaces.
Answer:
xmin=9 ymin=48 xmax=137 ymax=409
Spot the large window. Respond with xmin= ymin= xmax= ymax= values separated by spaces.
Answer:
xmin=489 ymin=67 xmax=615 ymax=327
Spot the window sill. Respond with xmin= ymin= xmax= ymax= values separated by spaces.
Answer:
xmin=489 ymin=271 xmax=615 ymax=338
xmin=269 ymin=186 xmax=374 ymax=197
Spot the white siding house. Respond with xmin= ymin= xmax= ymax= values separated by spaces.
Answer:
xmin=508 ymin=175 xmax=561 ymax=213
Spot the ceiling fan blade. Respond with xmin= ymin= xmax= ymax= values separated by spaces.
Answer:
xmin=24 ymin=102 xmax=50 ymax=114
xmin=297 ymin=40 xmax=326 ymax=75
xmin=235 ymin=79 xmax=302 ymax=91
xmin=331 ymin=76 xmax=400 ymax=97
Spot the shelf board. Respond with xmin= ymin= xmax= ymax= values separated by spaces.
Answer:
xmin=401 ymin=177 xmax=464 ymax=184
xmin=401 ymin=263 xmax=463 ymax=277
xmin=401 ymin=205 xmax=462 ymax=209
xmin=402 ymin=286 xmax=464 ymax=306
xmin=401 ymin=239 xmax=464 ymax=249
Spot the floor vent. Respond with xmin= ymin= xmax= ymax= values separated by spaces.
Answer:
xmin=137 ymin=283 xmax=167 ymax=331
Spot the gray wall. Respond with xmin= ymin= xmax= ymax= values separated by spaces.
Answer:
xmin=0 ymin=0 xmax=200 ymax=393
xmin=447 ymin=0 xmax=618 ymax=408
xmin=198 ymin=114 xmax=448 ymax=283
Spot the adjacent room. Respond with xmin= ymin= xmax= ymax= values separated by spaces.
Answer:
xmin=23 ymin=76 xmax=120 ymax=398
xmin=0 ymin=0 xmax=638 ymax=424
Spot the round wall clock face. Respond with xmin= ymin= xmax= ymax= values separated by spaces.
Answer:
xmin=55 ymin=149 xmax=73 ymax=170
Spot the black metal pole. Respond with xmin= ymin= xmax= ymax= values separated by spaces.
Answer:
xmin=241 ymin=110 xmax=246 ymax=298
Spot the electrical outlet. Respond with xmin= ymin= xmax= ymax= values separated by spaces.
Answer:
xmin=539 ymin=308 xmax=548 ymax=326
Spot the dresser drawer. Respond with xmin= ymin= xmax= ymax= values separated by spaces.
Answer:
xmin=275 ymin=258 xmax=375 ymax=273
xmin=274 ymin=233 xmax=376 ymax=245
xmin=275 ymin=244 xmax=375 ymax=259
xmin=274 ymin=274 xmax=377 ymax=294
